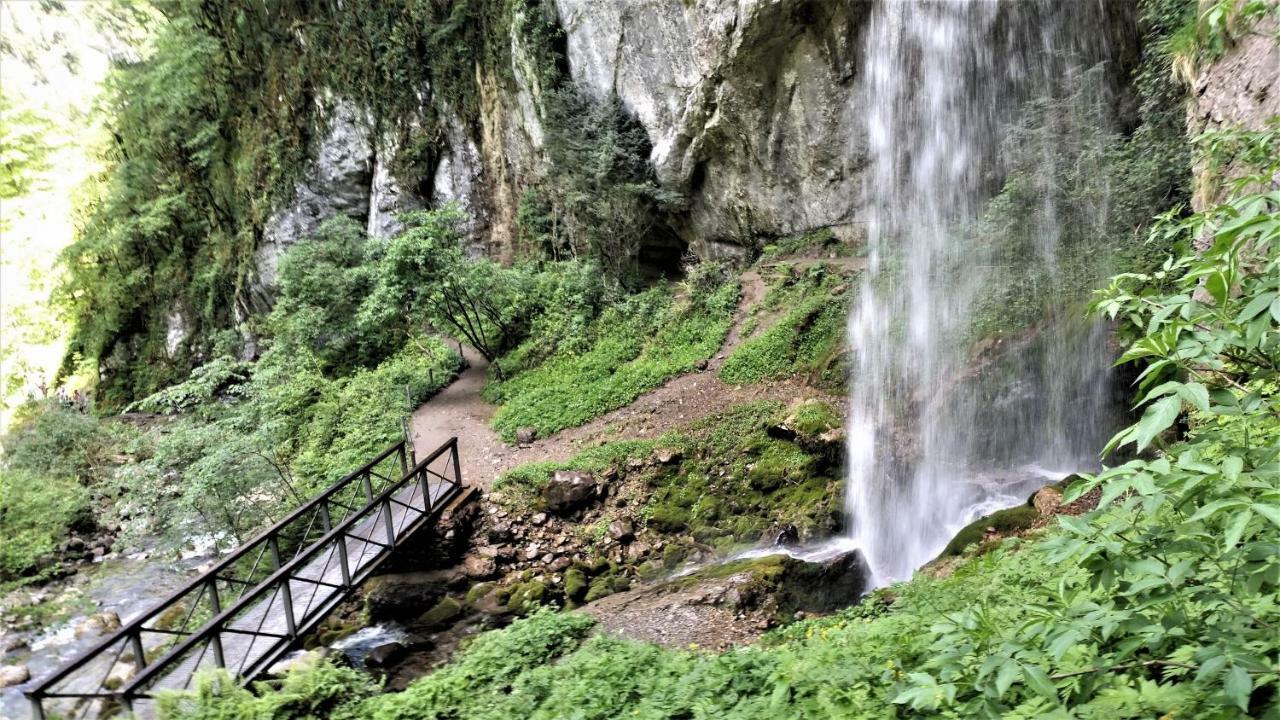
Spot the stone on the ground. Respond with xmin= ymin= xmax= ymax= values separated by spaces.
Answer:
xmin=1032 ymin=486 xmax=1063 ymax=516
xmin=516 ymin=427 xmax=538 ymax=444
xmin=363 ymin=573 xmax=448 ymax=621
xmin=366 ymin=642 xmax=407 ymax=668
xmin=266 ymin=649 xmax=327 ymax=677
xmin=0 ymin=664 xmax=30 ymax=688
xmin=418 ymin=596 xmax=463 ymax=629
xmin=654 ymin=448 xmax=682 ymax=465
xmin=760 ymin=524 xmax=799 ymax=547
xmin=462 ymin=554 xmax=497 ymax=579
xmin=75 ymin=611 xmax=122 ymax=639
xmin=541 ymin=470 xmax=599 ymax=514
xmin=608 ymin=519 xmax=635 ymax=543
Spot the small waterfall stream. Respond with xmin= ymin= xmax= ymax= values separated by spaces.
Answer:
xmin=846 ymin=0 xmax=1123 ymax=583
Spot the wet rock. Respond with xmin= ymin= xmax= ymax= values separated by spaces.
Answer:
xmin=75 ymin=612 xmax=122 ymax=639
xmin=418 ymin=596 xmax=463 ymax=629
xmin=760 ymin=524 xmax=799 ymax=547
xmin=0 ymin=664 xmax=30 ymax=688
xmin=1032 ymin=486 xmax=1063 ymax=516
xmin=366 ymin=642 xmax=407 ymax=669
xmin=608 ymin=519 xmax=635 ymax=543
xmin=363 ymin=573 xmax=447 ymax=621
xmin=267 ymin=649 xmax=327 ymax=677
xmin=516 ymin=427 xmax=538 ymax=445
xmin=462 ymin=554 xmax=497 ymax=580
xmin=541 ymin=470 xmax=599 ymax=515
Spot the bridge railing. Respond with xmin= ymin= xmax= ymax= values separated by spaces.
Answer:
xmin=26 ymin=438 xmax=463 ymax=720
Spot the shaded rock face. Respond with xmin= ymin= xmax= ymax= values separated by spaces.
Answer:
xmin=1188 ymin=16 xmax=1280 ymax=218
xmin=247 ymin=102 xmax=375 ymax=314
xmin=556 ymin=0 xmax=871 ymax=250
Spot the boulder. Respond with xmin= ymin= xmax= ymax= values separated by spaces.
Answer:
xmin=462 ymin=554 xmax=497 ymax=580
xmin=608 ymin=519 xmax=635 ymax=543
xmin=541 ymin=470 xmax=599 ymax=515
xmin=75 ymin=612 xmax=122 ymax=639
xmin=1032 ymin=486 xmax=1063 ymax=516
xmin=654 ymin=448 xmax=682 ymax=465
xmin=417 ymin=596 xmax=463 ymax=629
xmin=760 ymin=524 xmax=799 ymax=547
xmin=0 ymin=663 xmax=30 ymax=688
xmin=363 ymin=573 xmax=448 ymax=621
xmin=516 ymin=427 xmax=538 ymax=445
xmin=366 ymin=642 xmax=407 ymax=669
xmin=266 ymin=649 xmax=327 ymax=677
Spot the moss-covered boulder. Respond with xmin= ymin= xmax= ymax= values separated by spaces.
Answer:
xmin=417 ymin=596 xmax=463 ymax=629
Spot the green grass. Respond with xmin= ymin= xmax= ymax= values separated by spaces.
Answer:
xmin=719 ymin=265 xmax=851 ymax=387
xmin=487 ymin=280 xmax=738 ymax=442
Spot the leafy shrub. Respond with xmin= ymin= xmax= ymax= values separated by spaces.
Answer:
xmin=0 ymin=399 xmax=117 ymax=481
xmin=129 ymin=357 xmax=252 ymax=414
xmin=271 ymin=217 xmax=398 ymax=375
xmin=0 ymin=468 xmax=92 ymax=581
xmin=363 ymin=207 xmax=537 ymax=363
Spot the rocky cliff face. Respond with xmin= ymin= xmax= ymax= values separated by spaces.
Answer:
xmin=249 ymin=0 xmax=875 ymax=285
xmin=555 ymin=0 xmax=871 ymax=255
xmin=1187 ymin=16 xmax=1280 ymax=214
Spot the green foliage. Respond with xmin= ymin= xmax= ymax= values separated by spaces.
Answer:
xmin=720 ymin=265 xmax=851 ymax=387
xmin=758 ymin=228 xmax=852 ymax=262
xmin=364 ymin=208 xmax=533 ymax=363
xmin=0 ymin=399 xmax=116 ymax=481
xmin=130 ymin=357 xmax=252 ymax=414
xmin=0 ymin=87 xmax=54 ymax=201
xmin=271 ymin=217 xmax=399 ymax=375
xmin=487 ymin=278 xmax=738 ymax=441
xmin=535 ymin=87 xmax=683 ymax=282
xmin=56 ymin=0 xmax=527 ymax=406
xmin=0 ymin=468 xmax=92 ymax=581
xmin=156 ymin=661 xmax=378 ymax=720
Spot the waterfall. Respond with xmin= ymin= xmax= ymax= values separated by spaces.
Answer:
xmin=846 ymin=0 xmax=1123 ymax=584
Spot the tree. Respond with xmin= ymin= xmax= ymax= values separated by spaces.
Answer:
xmin=364 ymin=207 xmax=532 ymax=363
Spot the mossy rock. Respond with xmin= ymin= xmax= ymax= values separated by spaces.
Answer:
xmin=465 ymin=582 xmax=495 ymax=606
xmin=747 ymin=442 xmax=811 ymax=491
xmin=564 ymin=568 xmax=588 ymax=602
xmin=507 ymin=581 xmax=548 ymax=613
xmin=938 ymin=505 xmax=1040 ymax=559
xmin=584 ymin=575 xmax=622 ymax=603
xmin=647 ymin=505 xmax=691 ymax=533
xmin=784 ymin=400 xmax=841 ymax=437
xmin=662 ymin=544 xmax=689 ymax=569
xmin=418 ymin=596 xmax=463 ymax=629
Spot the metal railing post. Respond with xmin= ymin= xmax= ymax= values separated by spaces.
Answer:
xmin=450 ymin=437 xmax=462 ymax=489
xmin=417 ymin=465 xmax=431 ymax=513
xmin=207 ymin=579 xmax=225 ymax=668
xmin=268 ymin=537 xmax=297 ymax=637
xmin=321 ymin=501 xmax=352 ymax=587
xmin=129 ymin=630 xmax=146 ymax=671
xmin=29 ymin=696 xmax=44 ymax=720
xmin=382 ymin=495 xmax=397 ymax=545
xmin=361 ymin=471 xmax=374 ymax=503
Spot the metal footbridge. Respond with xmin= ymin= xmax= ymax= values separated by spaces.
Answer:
xmin=25 ymin=437 xmax=469 ymax=719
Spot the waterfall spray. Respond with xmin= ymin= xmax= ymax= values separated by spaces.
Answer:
xmin=846 ymin=0 xmax=1122 ymax=584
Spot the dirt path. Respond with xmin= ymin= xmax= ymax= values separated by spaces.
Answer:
xmin=410 ymin=270 xmax=835 ymax=490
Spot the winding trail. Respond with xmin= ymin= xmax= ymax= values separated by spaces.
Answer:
xmin=408 ymin=270 xmax=834 ymax=490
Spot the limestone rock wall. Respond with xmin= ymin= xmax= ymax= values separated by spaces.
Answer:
xmin=1188 ymin=17 xmax=1280 ymax=213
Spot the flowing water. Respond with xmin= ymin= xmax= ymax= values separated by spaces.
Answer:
xmin=846 ymin=0 xmax=1124 ymax=583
